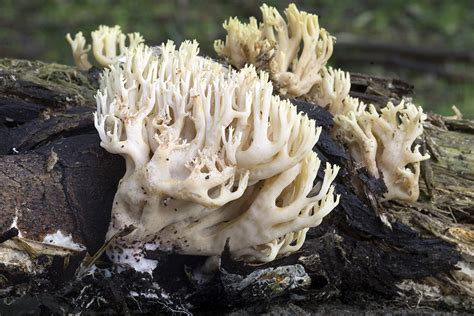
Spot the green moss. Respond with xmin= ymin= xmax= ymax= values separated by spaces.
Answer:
xmin=0 ymin=58 xmax=96 ymax=107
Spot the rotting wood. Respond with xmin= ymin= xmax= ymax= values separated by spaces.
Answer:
xmin=0 ymin=58 xmax=472 ymax=314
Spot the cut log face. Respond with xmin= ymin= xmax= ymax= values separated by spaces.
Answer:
xmin=0 ymin=58 xmax=472 ymax=313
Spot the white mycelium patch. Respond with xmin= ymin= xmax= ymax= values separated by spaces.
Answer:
xmin=42 ymin=230 xmax=86 ymax=251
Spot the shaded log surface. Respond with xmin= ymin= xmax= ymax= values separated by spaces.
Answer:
xmin=0 ymin=58 xmax=472 ymax=314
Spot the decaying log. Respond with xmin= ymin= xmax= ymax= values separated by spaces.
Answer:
xmin=0 ymin=58 xmax=472 ymax=314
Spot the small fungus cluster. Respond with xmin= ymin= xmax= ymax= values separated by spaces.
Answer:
xmin=214 ymin=3 xmax=430 ymax=202
xmin=66 ymin=25 xmax=144 ymax=71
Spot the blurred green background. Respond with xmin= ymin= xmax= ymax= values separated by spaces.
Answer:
xmin=1 ymin=0 xmax=473 ymax=117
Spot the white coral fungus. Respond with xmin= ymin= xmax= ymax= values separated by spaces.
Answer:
xmin=66 ymin=25 xmax=144 ymax=70
xmin=215 ymin=3 xmax=429 ymax=202
xmin=94 ymin=41 xmax=340 ymax=271
xmin=214 ymin=3 xmax=350 ymax=105
xmin=334 ymin=99 xmax=430 ymax=202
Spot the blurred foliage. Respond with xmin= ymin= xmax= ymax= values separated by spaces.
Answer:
xmin=0 ymin=0 xmax=472 ymax=117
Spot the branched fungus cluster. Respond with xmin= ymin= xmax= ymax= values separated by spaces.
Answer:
xmin=67 ymin=25 xmax=144 ymax=71
xmin=65 ymin=3 xmax=432 ymax=272
xmin=214 ymin=3 xmax=430 ymax=202
xmin=94 ymin=41 xmax=339 ymax=271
